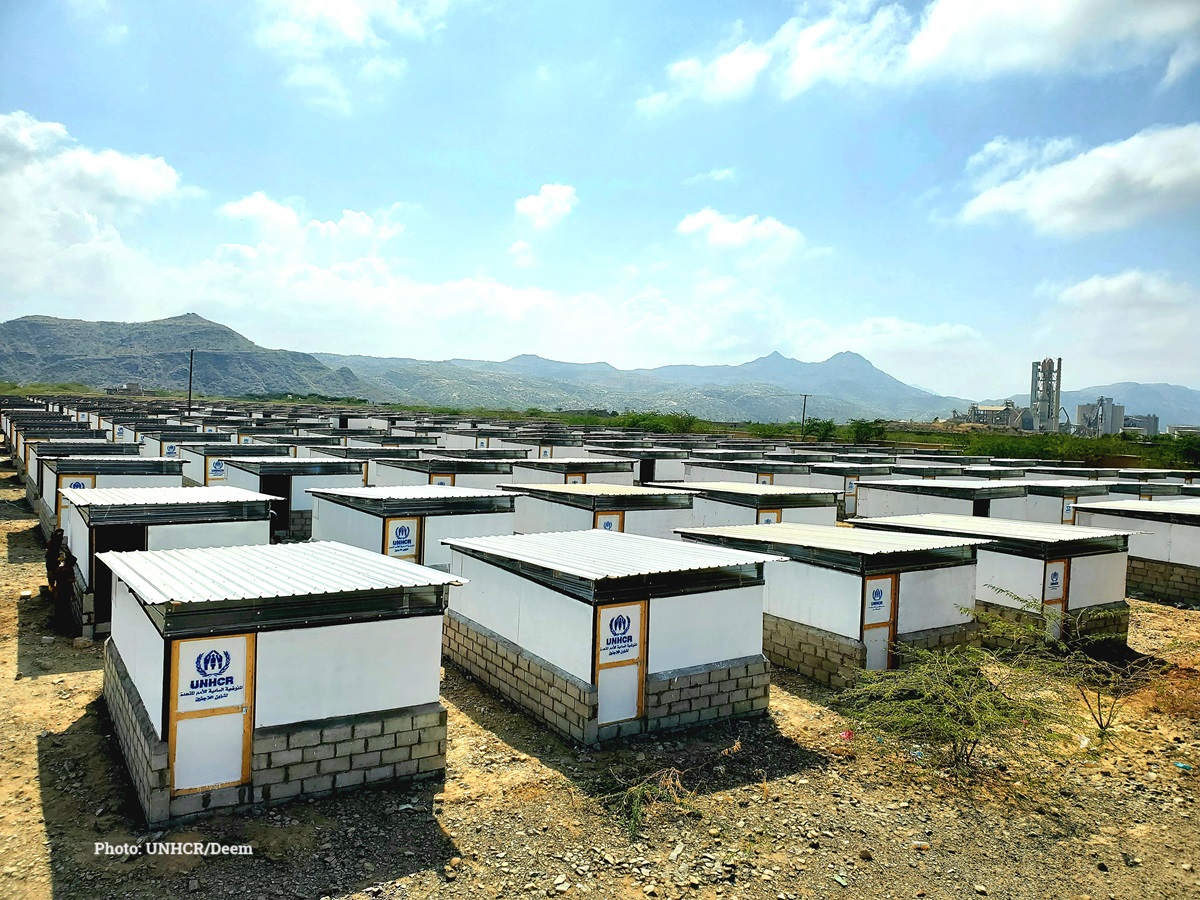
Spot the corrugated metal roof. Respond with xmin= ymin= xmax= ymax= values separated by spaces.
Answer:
xmin=648 ymin=480 xmax=840 ymax=497
xmin=43 ymin=455 xmax=185 ymax=463
xmin=1075 ymin=499 xmax=1200 ymax=516
xmin=307 ymin=485 xmax=511 ymax=501
xmin=502 ymin=482 xmax=693 ymax=497
xmin=98 ymin=541 xmax=463 ymax=606
xmin=58 ymin=485 xmax=279 ymax=507
xmin=677 ymin=522 xmax=990 ymax=554
xmin=849 ymin=514 xmax=1137 ymax=543
xmin=441 ymin=529 xmax=783 ymax=579
xmin=511 ymin=456 xmax=633 ymax=468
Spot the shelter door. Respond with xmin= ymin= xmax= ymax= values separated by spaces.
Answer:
xmin=169 ymin=634 xmax=255 ymax=795
xmin=1062 ymin=497 xmax=1077 ymax=524
xmin=384 ymin=516 xmax=423 ymax=563
xmin=1042 ymin=559 xmax=1070 ymax=640
xmin=566 ymin=473 xmax=586 ymax=484
xmin=756 ymin=473 xmax=774 ymax=485
xmin=756 ymin=508 xmax=782 ymax=525
xmin=863 ymin=574 xmax=898 ymax=670
xmin=596 ymin=602 xmax=646 ymax=725
xmin=56 ymin=474 xmax=96 ymax=525
xmin=844 ymin=477 xmax=860 ymax=516
xmin=594 ymin=511 xmax=624 ymax=533
xmin=429 ymin=473 xmax=456 ymax=486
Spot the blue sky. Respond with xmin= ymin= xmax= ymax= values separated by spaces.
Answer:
xmin=0 ymin=0 xmax=1198 ymax=399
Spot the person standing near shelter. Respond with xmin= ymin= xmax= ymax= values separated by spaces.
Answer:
xmin=44 ymin=528 xmax=64 ymax=591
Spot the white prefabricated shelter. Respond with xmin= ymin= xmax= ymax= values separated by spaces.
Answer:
xmin=1074 ymin=500 xmax=1200 ymax=606
xmin=653 ymin=481 xmax=840 ymax=527
xmin=1095 ymin=481 xmax=1183 ymax=501
xmin=309 ymin=485 xmax=517 ymax=570
xmin=587 ymin=447 xmax=688 ymax=483
xmin=59 ymin=486 xmax=276 ymax=638
xmin=442 ymin=530 xmax=780 ymax=744
xmin=677 ymin=523 xmax=985 ymax=686
xmin=493 ymin=436 xmax=585 ymax=458
xmin=1020 ymin=480 xmax=1112 ymax=524
xmin=137 ymin=430 xmax=210 ymax=459
xmin=509 ymin=457 xmax=636 ymax=486
xmin=101 ymin=541 xmax=460 ymax=825
xmin=807 ymin=463 xmax=894 ymax=516
xmin=680 ymin=459 xmax=812 ymax=486
xmin=501 ymin=483 xmax=695 ymax=538
xmin=1117 ymin=468 xmax=1200 ymax=485
xmin=39 ymin=456 xmax=187 ymax=533
xmin=177 ymin=443 xmax=292 ymax=486
xmin=221 ymin=457 xmax=365 ymax=539
xmin=1025 ymin=466 xmax=1120 ymax=481
xmin=369 ymin=457 xmax=518 ymax=489
xmin=960 ymin=466 xmax=1027 ymax=480
xmin=850 ymin=514 xmax=1135 ymax=642
xmin=854 ymin=479 xmax=1027 ymax=519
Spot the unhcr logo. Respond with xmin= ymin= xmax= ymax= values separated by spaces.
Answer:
xmin=191 ymin=650 xmax=234 ymax=691
xmin=211 ymin=459 xmax=225 ymax=473
xmin=395 ymin=524 xmax=411 ymax=541
xmin=869 ymin=587 xmax=885 ymax=610
xmin=68 ymin=481 xmax=87 ymax=490
xmin=604 ymin=613 xmax=635 ymax=651
xmin=1050 ymin=571 xmax=1060 ymax=586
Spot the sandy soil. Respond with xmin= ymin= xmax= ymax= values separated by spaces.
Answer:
xmin=0 ymin=460 xmax=1197 ymax=899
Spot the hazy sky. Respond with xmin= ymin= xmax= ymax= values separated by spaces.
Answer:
xmin=1 ymin=1 xmax=1198 ymax=398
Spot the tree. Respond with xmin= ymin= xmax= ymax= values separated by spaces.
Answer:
xmin=803 ymin=418 xmax=837 ymax=440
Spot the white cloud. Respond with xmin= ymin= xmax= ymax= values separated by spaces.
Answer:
xmin=960 ymin=123 xmax=1200 ymax=235
xmin=67 ymin=0 xmax=130 ymax=42
xmin=684 ymin=167 xmax=737 ymax=185
xmin=676 ymin=207 xmax=803 ymax=264
xmin=1037 ymin=270 xmax=1200 ymax=385
xmin=637 ymin=0 xmax=1200 ymax=111
xmin=251 ymin=0 xmax=445 ymax=111
xmin=515 ymin=184 xmax=579 ymax=230
xmin=508 ymin=240 xmax=534 ymax=268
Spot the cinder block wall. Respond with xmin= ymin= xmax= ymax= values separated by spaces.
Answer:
xmin=976 ymin=598 xmax=1130 ymax=647
xmin=444 ymin=609 xmax=599 ymax=745
xmin=104 ymin=641 xmax=171 ymax=824
xmin=763 ymin=613 xmax=864 ymax=687
xmin=287 ymin=509 xmax=313 ymax=540
xmin=1128 ymin=557 xmax=1200 ymax=605
xmin=643 ymin=655 xmax=770 ymax=733
xmin=248 ymin=703 xmax=447 ymax=808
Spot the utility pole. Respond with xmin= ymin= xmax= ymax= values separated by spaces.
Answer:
xmin=187 ymin=349 xmax=194 ymax=415
xmin=799 ymin=393 xmax=811 ymax=440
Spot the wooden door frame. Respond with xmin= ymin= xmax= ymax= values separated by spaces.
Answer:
xmin=594 ymin=600 xmax=648 ymax=723
xmin=382 ymin=515 xmax=424 ymax=564
xmin=861 ymin=573 xmax=899 ymax=670
xmin=167 ymin=633 xmax=256 ymax=796
xmin=593 ymin=509 xmax=626 ymax=532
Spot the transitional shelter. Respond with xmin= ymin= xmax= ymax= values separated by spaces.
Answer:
xmin=221 ymin=457 xmax=366 ymax=539
xmin=850 ymin=514 xmax=1134 ymax=640
xmin=678 ymin=523 xmax=984 ymax=686
xmin=59 ymin=486 xmax=276 ymax=638
xmin=501 ymin=483 xmax=695 ymax=539
xmin=1074 ymin=500 xmax=1200 ymax=605
xmin=102 ymin=542 xmax=460 ymax=824
xmin=309 ymin=485 xmax=517 ymax=570
xmin=442 ymin=530 xmax=780 ymax=744
xmin=654 ymin=481 xmax=840 ymax=527
xmin=854 ymin=479 xmax=1026 ymax=519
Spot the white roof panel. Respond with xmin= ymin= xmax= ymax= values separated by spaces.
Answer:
xmin=442 ymin=529 xmax=783 ymax=579
xmin=99 ymin=540 xmax=463 ymax=606
xmin=306 ymin=484 xmax=512 ymax=500
xmin=849 ymin=514 xmax=1137 ymax=543
xmin=677 ymin=522 xmax=990 ymax=554
xmin=58 ymin=485 xmax=278 ymax=507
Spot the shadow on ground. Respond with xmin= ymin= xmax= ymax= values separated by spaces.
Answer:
xmin=441 ymin=663 xmax=829 ymax=808
xmin=38 ymin=698 xmax=460 ymax=899
xmin=16 ymin=589 xmax=102 ymax=680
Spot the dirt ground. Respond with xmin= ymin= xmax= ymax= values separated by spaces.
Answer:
xmin=1 ymin=460 xmax=1198 ymax=900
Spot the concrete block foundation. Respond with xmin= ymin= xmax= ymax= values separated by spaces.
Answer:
xmin=763 ymin=613 xmax=865 ymax=688
xmin=1127 ymin=557 xmax=1200 ymax=606
xmin=444 ymin=609 xmax=770 ymax=747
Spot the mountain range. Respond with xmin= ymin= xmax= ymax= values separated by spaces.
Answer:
xmin=0 ymin=314 xmax=1196 ymax=425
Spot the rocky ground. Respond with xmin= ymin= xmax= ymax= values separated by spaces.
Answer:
xmin=0 ymin=459 xmax=1198 ymax=899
